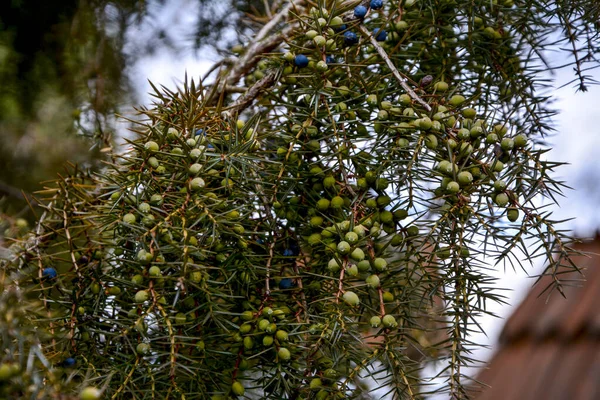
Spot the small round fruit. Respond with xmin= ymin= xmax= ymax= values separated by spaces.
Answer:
xmin=462 ymin=108 xmax=476 ymax=119
xmin=148 ymin=265 xmax=162 ymax=278
xmin=175 ymin=312 xmax=187 ymax=325
xmin=345 ymin=231 xmax=359 ymax=245
xmin=425 ymin=134 xmax=438 ymax=149
xmin=373 ymin=258 xmax=388 ymax=271
xmin=327 ymin=258 xmax=341 ymax=273
xmin=494 ymin=180 xmax=507 ymax=191
xmin=366 ymin=274 xmax=380 ymax=288
xmin=507 ymin=207 xmax=519 ymax=222
xmin=123 ymin=213 xmax=136 ymax=224
xmin=134 ymin=290 xmax=149 ymax=304
xmin=310 ymin=378 xmax=323 ymax=390
xmin=316 ymin=60 xmax=328 ymax=71
xmin=449 ymin=94 xmax=466 ymax=107
xmin=370 ymin=316 xmax=381 ymax=328
xmin=331 ymin=196 xmax=345 ymax=209
xmin=263 ymin=335 xmax=274 ymax=346
xmin=136 ymin=343 xmax=150 ymax=355
xmin=446 ymin=181 xmax=460 ymax=194
xmin=343 ymin=291 xmax=360 ymax=306
xmin=294 ymin=55 xmax=309 ymax=68
xmin=370 ymin=0 xmax=383 ymax=9
xmin=344 ymin=31 xmax=358 ymax=46
xmin=382 ymin=315 xmax=398 ymax=328
xmin=345 ymin=264 xmax=358 ymax=277
xmin=350 ymin=247 xmax=365 ymax=261
xmin=354 ymin=5 xmax=367 ymax=18
xmin=189 ymin=163 xmax=202 ymax=175
xmin=434 ymin=81 xmax=449 ymax=91
xmin=190 ymin=177 xmax=205 ymax=191
xmin=243 ymin=336 xmax=254 ymax=350
xmin=231 ymin=381 xmax=245 ymax=396
xmin=278 ymin=347 xmax=291 ymax=361
xmin=457 ymin=171 xmax=473 ymax=186
xmin=337 ymin=241 xmax=351 ymax=255
xmin=495 ymin=193 xmax=509 ymax=207
xmin=80 ymin=386 xmax=102 ymax=400
xmin=514 ymin=134 xmax=527 ymax=148
xmin=0 ymin=363 xmax=12 ymax=381
xmin=42 ymin=267 xmax=58 ymax=279
xmin=316 ymin=198 xmax=330 ymax=211
xmin=276 ymin=330 xmax=289 ymax=342
xmin=144 ymin=141 xmax=159 ymax=153
xmin=382 ymin=291 xmax=395 ymax=302
xmin=501 ymin=138 xmax=515 ymax=151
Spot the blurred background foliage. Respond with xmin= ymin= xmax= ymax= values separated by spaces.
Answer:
xmin=0 ymin=0 xmax=264 ymax=219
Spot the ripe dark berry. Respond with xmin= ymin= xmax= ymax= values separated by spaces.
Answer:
xmin=373 ymin=28 xmax=387 ymax=42
xmin=42 ymin=267 xmax=57 ymax=280
xmin=326 ymin=55 xmax=335 ymax=64
xmin=344 ymin=31 xmax=358 ymax=46
xmin=354 ymin=5 xmax=367 ymax=18
xmin=63 ymin=357 xmax=76 ymax=367
xmin=195 ymin=128 xmax=205 ymax=136
xmin=370 ymin=0 xmax=384 ymax=9
xmin=279 ymin=278 xmax=294 ymax=289
xmin=294 ymin=55 xmax=309 ymax=68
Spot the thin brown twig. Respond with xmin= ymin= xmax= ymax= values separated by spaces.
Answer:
xmin=357 ymin=24 xmax=432 ymax=112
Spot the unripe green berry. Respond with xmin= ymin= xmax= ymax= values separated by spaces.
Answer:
xmin=344 ymin=231 xmax=359 ymax=244
xmin=337 ymin=241 xmax=351 ymax=254
xmin=462 ymin=108 xmax=477 ymax=119
xmin=144 ymin=141 xmax=159 ymax=153
xmin=263 ymin=335 xmax=274 ymax=346
xmin=189 ymin=163 xmax=202 ymax=175
xmin=495 ymin=193 xmax=509 ymax=207
xmin=136 ymin=343 xmax=150 ymax=355
xmin=190 ymin=177 xmax=205 ymax=191
xmin=278 ymin=347 xmax=291 ymax=361
xmin=316 ymin=198 xmax=330 ymax=211
xmin=501 ymin=138 xmax=515 ymax=151
xmin=80 ymin=387 xmax=102 ymax=400
xmin=382 ymin=291 xmax=395 ymax=302
xmin=313 ymin=35 xmax=326 ymax=47
xmin=373 ymin=257 xmax=388 ymax=271
xmin=457 ymin=171 xmax=473 ymax=186
xmin=446 ymin=181 xmax=460 ymax=193
xmin=507 ymin=207 xmax=519 ymax=222
xmin=123 ymin=213 xmax=136 ymax=224
xmin=382 ymin=314 xmax=398 ymax=328
xmin=350 ymin=247 xmax=365 ymax=261
xmin=310 ymin=378 xmax=323 ymax=389
xmin=328 ymin=258 xmax=341 ymax=272
xmin=449 ymin=94 xmax=466 ymax=107
xmin=135 ymin=290 xmax=149 ymax=304
xmin=342 ymin=291 xmax=360 ymax=306
xmin=366 ymin=274 xmax=380 ymax=288
xmin=514 ymin=134 xmax=527 ymax=148
xmin=494 ymin=180 xmax=507 ymax=191
xmin=434 ymin=81 xmax=449 ymax=91
xmin=232 ymin=381 xmax=245 ymax=396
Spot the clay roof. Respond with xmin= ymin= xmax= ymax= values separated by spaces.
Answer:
xmin=474 ymin=237 xmax=600 ymax=400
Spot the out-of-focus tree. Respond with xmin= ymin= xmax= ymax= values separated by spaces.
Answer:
xmin=0 ymin=0 xmax=265 ymax=218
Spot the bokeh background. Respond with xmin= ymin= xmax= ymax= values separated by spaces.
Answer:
xmin=1 ymin=0 xmax=599 ymax=379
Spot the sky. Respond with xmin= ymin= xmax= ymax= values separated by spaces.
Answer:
xmin=122 ymin=0 xmax=600 ymax=392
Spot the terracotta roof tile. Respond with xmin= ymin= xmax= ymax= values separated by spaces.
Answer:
xmin=474 ymin=237 xmax=600 ymax=399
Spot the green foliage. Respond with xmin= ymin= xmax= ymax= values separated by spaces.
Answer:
xmin=1 ymin=0 xmax=598 ymax=399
